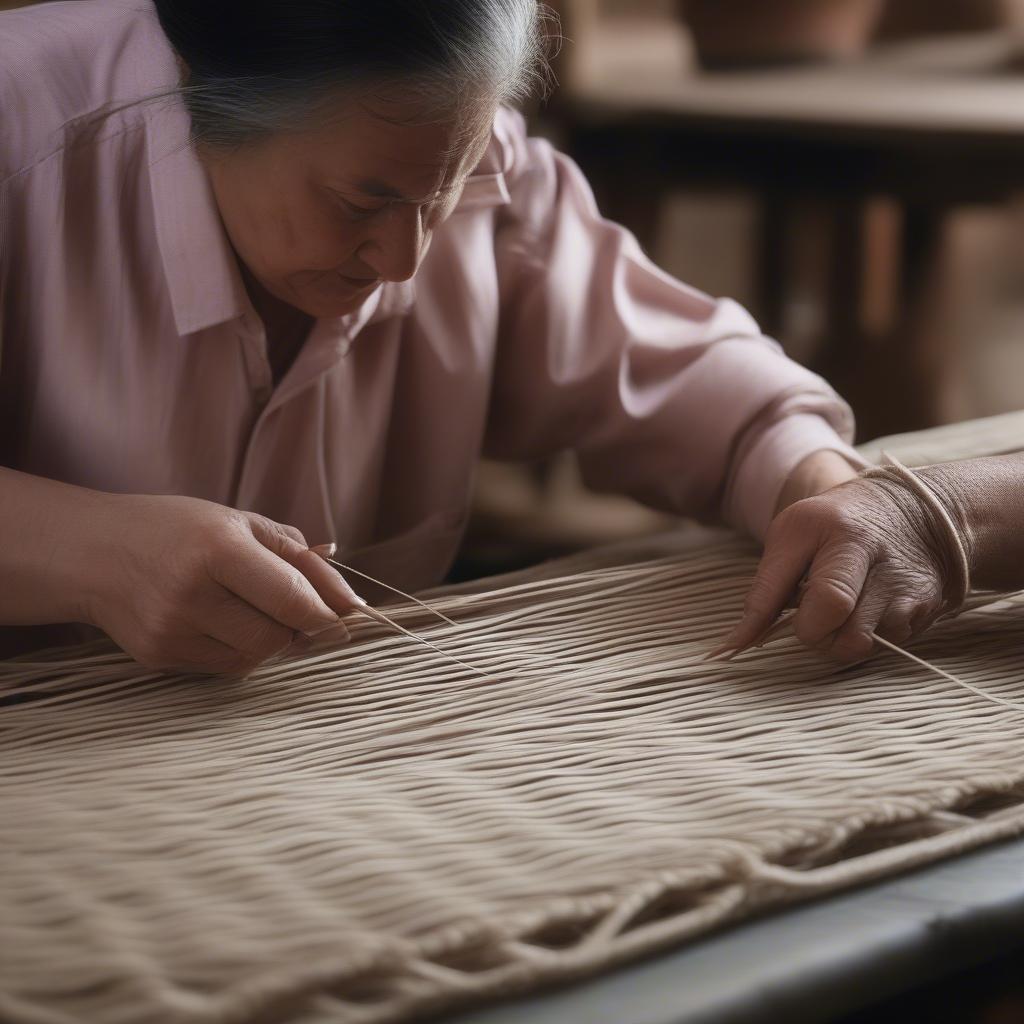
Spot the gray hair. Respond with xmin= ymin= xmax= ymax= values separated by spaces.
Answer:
xmin=153 ymin=0 xmax=557 ymax=147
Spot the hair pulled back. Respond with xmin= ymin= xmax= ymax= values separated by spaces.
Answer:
xmin=153 ymin=0 xmax=551 ymax=146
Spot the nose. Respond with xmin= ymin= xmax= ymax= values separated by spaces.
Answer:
xmin=357 ymin=203 xmax=427 ymax=283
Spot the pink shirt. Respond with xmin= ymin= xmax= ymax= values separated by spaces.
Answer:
xmin=1 ymin=0 xmax=858 ymax=601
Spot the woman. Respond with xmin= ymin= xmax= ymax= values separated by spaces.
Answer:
xmin=1 ymin=0 xmax=871 ymax=675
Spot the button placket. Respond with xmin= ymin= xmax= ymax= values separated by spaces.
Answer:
xmin=235 ymin=313 xmax=274 ymax=411
xmin=232 ymin=314 xmax=277 ymax=511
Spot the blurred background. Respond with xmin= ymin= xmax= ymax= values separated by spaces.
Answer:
xmin=462 ymin=0 xmax=1024 ymax=579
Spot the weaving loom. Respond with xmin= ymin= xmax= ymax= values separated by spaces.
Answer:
xmin=4 ymin=416 xmax=1024 ymax=1024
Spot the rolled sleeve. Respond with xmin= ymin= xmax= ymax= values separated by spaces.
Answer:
xmin=725 ymin=413 xmax=866 ymax=539
xmin=486 ymin=109 xmax=859 ymax=537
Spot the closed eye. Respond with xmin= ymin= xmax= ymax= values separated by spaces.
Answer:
xmin=326 ymin=188 xmax=387 ymax=219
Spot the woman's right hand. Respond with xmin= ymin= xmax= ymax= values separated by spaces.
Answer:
xmin=75 ymin=493 xmax=361 ymax=676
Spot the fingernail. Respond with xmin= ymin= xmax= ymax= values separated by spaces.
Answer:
xmin=704 ymin=645 xmax=738 ymax=662
xmin=305 ymin=619 xmax=341 ymax=638
xmin=705 ymin=629 xmax=739 ymax=658
xmin=331 ymin=576 xmax=366 ymax=607
xmin=758 ymin=623 xmax=793 ymax=648
xmin=310 ymin=542 xmax=337 ymax=559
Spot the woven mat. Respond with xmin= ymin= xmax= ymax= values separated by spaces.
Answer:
xmin=4 ymin=413 xmax=1024 ymax=1024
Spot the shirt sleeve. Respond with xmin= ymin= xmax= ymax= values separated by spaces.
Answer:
xmin=0 ymin=181 xmax=9 ymax=381
xmin=485 ymin=109 xmax=864 ymax=539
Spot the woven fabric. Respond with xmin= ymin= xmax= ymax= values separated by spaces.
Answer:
xmin=4 ymin=413 xmax=1024 ymax=1024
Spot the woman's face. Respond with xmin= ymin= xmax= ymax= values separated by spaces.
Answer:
xmin=203 ymin=94 xmax=495 ymax=318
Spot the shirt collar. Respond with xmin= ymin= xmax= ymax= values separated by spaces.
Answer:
xmin=144 ymin=96 xmax=249 ymax=337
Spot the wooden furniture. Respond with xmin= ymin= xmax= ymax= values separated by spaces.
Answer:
xmin=553 ymin=31 xmax=1024 ymax=437
xmin=680 ymin=0 xmax=884 ymax=68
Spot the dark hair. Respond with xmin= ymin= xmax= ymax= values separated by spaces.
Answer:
xmin=153 ymin=0 xmax=551 ymax=146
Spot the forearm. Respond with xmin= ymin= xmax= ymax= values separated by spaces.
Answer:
xmin=0 ymin=467 xmax=112 ymax=624
xmin=918 ymin=454 xmax=1024 ymax=592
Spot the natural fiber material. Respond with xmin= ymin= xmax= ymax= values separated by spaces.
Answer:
xmin=4 ymin=532 xmax=1024 ymax=1024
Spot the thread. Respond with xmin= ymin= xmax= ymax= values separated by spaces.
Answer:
xmin=355 ymin=603 xmax=494 ymax=680
xmin=321 ymin=556 xmax=492 ymax=677
xmin=326 ymin=557 xmax=459 ymax=627
xmin=871 ymin=632 xmax=1024 ymax=715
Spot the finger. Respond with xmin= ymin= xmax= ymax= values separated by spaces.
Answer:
xmin=292 ymin=545 xmax=367 ymax=615
xmin=306 ymin=619 xmax=352 ymax=644
xmin=876 ymin=592 xmax=945 ymax=648
xmin=285 ymin=633 xmax=314 ymax=658
xmin=823 ymin=565 xmax=892 ymax=663
xmin=717 ymin=516 xmax=818 ymax=654
xmin=194 ymin=587 xmax=296 ymax=663
xmin=191 ymin=636 xmax=264 ymax=679
xmin=792 ymin=541 xmax=872 ymax=651
xmin=211 ymin=525 xmax=341 ymax=634
xmin=139 ymin=634 xmax=261 ymax=678
xmin=874 ymin=597 xmax=918 ymax=647
xmin=278 ymin=523 xmax=307 ymax=546
xmin=249 ymin=520 xmax=365 ymax=615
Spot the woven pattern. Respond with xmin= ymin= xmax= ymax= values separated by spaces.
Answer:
xmin=4 ymin=530 xmax=1024 ymax=1024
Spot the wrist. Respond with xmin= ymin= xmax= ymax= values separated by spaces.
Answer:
xmin=64 ymin=488 xmax=129 ymax=627
xmin=916 ymin=457 xmax=1024 ymax=592
xmin=861 ymin=459 xmax=970 ymax=613
xmin=776 ymin=449 xmax=860 ymax=514
xmin=914 ymin=464 xmax=975 ymax=577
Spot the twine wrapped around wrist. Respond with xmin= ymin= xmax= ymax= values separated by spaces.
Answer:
xmin=859 ymin=452 xmax=970 ymax=617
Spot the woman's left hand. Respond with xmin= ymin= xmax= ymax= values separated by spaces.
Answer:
xmin=716 ymin=473 xmax=955 ymax=662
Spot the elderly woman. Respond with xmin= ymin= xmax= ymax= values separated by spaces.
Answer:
xmin=5 ymin=0 xmax=989 ymax=677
